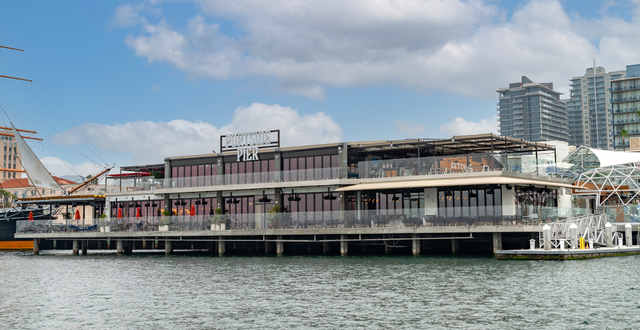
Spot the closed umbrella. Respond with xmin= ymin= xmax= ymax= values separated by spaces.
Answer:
xmin=28 ymin=211 xmax=34 ymax=221
xmin=136 ymin=207 xmax=141 ymax=218
xmin=190 ymin=204 xmax=195 ymax=217
xmin=75 ymin=209 xmax=81 ymax=222
xmin=117 ymin=208 xmax=122 ymax=218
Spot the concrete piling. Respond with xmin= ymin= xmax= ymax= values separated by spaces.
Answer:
xmin=492 ymin=232 xmax=503 ymax=254
xmin=451 ymin=239 xmax=459 ymax=254
xmin=605 ymin=222 xmax=613 ymax=247
xmin=33 ymin=239 xmax=39 ymax=255
xmin=165 ymin=239 xmax=172 ymax=255
xmin=276 ymin=235 xmax=284 ymax=256
xmin=569 ymin=223 xmax=578 ymax=249
xmin=626 ymin=223 xmax=633 ymax=247
xmin=340 ymin=235 xmax=348 ymax=256
xmin=218 ymin=238 xmax=225 ymax=256
xmin=116 ymin=239 xmax=124 ymax=254
xmin=412 ymin=234 xmax=420 ymax=256
xmin=323 ymin=242 xmax=329 ymax=254
xmin=72 ymin=240 xmax=79 ymax=255
xmin=543 ymin=224 xmax=551 ymax=250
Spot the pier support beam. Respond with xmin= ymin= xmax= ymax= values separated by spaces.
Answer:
xmin=492 ymin=233 xmax=503 ymax=254
xmin=276 ymin=235 xmax=284 ymax=256
xmin=385 ymin=243 xmax=391 ymax=254
xmin=626 ymin=223 xmax=633 ymax=247
xmin=605 ymin=222 xmax=613 ymax=247
xmin=265 ymin=239 xmax=271 ymax=254
xmin=323 ymin=242 xmax=329 ymax=254
xmin=451 ymin=239 xmax=459 ymax=255
xmin=218 ymin=238 xmax=225 ymax=256
xmin=412 ymin=234 xmax=420 ymax=256
xmin=116 ymin=239 xmax=124 ymax=254
xmin=82 ymin=240 xmax=87 ymax=255
xmin=73 ymin=240 xmax=79 ymax=255
xmin=340 ymin=235 xmax=348 ymax=256
xmin=165 ymin=239 xmax=172 ymax=255
xmin=33 ymin=239 xmax=39 ymax=255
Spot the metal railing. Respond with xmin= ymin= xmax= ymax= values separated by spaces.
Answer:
xmin=16 ymin=206 xmax=590 ymax=234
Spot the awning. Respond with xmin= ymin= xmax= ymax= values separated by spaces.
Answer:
xmin=587 ymin=147 xmax=640 ymax=167
xmin=335 ymin=176 xmax=580 ymax=192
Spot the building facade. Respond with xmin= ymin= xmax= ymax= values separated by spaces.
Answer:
xmin=568 ymin=67 xmax=625 ymax=150
xmin=497 ymin=76 xmax=568 ymax=143
xmin=612 ymin=64 xmax=640 ymax=150
xmin=1 ymin=134 xmax=22 ymax=182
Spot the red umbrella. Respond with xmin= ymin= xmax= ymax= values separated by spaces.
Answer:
xmin=28 ymin=211 xmax=34 ymax=221
xmin=75 ymin=209 xmax=81 ymax=221
xmin=136 ymin=207 xmax=141 ymax=218
xmin=190 ymin=205 xmax=195 ymax=217
xmin=117 ymin=208 xmax=122 ymax=218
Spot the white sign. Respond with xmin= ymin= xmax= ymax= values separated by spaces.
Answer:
xmin=237 ymin=146 xmax=259 ymax=162
xmin=220 ymin=129 xmax=280 ymax=162
xmin=223 ymin=130 xmax=272 ymax=149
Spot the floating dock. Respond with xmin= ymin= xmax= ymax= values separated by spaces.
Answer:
xmin=497 ymin=246 xmax=640 ymax=260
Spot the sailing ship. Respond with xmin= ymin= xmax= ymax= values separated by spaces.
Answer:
xmin=0 ymin=44 xmax=112 ymax=250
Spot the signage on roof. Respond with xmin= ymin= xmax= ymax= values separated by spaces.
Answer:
xmin=220 ymin=130 xmax=280 ymax=162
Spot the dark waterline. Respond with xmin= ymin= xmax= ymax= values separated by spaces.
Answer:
xmin=2 ymin=251 xmax=640 ymax=329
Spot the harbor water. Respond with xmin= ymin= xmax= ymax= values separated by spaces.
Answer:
xmin=2 ymin=251 xmax=640 ymax=329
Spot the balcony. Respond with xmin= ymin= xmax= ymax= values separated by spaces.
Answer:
xmin=106 ymin=153 xmax=564 ymax=194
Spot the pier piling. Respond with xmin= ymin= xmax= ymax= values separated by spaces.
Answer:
xmin=451 ymin=239 xmax=459 ymax=254
xmin=412 ymin=234 xmax=420 ymax=256
xmin=276 ymin=235 xmax=284 ymax=256
xmin=492 ymin=233 xmax=503 ymax=254
xmin=543 ymin=224 xmax=551 ymax=250
xmin=626 ymin=223 xmax=632 ymax=247
xmin=340 ymin=235 xmax=348 ymax=256
xmin=218 ymin=238 xmax=225 ymax=256
xmin=323 ymin=242 xmax=329 ymax=254
xmin=82 ymin=240 xmax=87 ymax=255
xmin=569 ymin=224 xmax=578 ymax=249
xmin=116 ymin=239 xmax=124 ymax=254
xmin=33 ymin=239 xmax=39 ymax=255
xmin=72 ymin=240 xmax=79 ymax=255
xmin=605 ymin=222 xmax=613 ymax=247
xmin=165 ymin=239 xmax=172 ymax=255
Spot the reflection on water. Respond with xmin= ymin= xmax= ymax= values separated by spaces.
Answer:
xmin=1 ymin=251 xmax=639 ymax=329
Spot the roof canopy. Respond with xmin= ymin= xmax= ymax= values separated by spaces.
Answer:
xmin=587 ymin=148 xmax=640 ymax=167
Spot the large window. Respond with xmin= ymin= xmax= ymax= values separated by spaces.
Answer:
xmin=437 ymin=186 xmax=502 ymax=218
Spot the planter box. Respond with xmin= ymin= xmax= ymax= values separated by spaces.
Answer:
xmin=159 ymin=225 xmax=170 ymax=232
xmin=211 ymin=224 xmax=226 ymax=231
xmin=99 ymin=226 xmax=110 ymax=233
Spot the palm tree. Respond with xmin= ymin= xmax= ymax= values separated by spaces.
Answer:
xmin=621 ymin=128 xmax=629 ymax=151
xmin=0 ymin=189 xmax=17 ymax=208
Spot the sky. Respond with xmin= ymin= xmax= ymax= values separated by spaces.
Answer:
xmin=0 ymin=0 xmax=639 ymax=179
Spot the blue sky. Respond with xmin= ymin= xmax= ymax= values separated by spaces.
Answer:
xmin=0 ymin=0 xmax=638 ymax=178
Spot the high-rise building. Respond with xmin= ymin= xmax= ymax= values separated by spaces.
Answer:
xmin=568 ymin=66 xmax=625 ymax=150
xmin=497 ymin=76 xmax=568 ymax=142
xmin=1 ymin=132 xmax=22 ymax=182
xmin=612 ymin=64 xmax=640 ymax=150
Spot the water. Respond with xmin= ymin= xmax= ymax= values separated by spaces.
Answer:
xmin=2 ymin=251 xmax=640 ymax=329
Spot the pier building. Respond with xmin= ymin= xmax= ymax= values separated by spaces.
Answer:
xmin=16 ymin=132 xmax=587 ymax=256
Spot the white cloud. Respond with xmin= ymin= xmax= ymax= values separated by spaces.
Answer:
xmin=53 ymin=103 xmax=343 ymax=164
xmin=394 ymin=120 xmax=425 ymax=135
xmin=439 ymin=117 xmax=498 ymax=136
xmin=110 ymin=4 xmax=148 ymax=28
xmin=40 ymin=157 xmax=105 ymax=178
xmin=118 ymin=0 xmax=640 ymax=99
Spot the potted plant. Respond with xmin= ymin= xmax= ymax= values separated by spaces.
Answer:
xmin=99 ymin=214 xmax=110 ymax=232
xmin=210 ymin=208 xmax=226 ymax=231
xmin=267 ymin=205 xmax=287 ymax=229
xmin=159 ymin=210 xmax=173 ymax=232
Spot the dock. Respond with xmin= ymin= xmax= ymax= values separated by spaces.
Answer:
xmin=497 ymin=246 xmax=640 ymax=260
